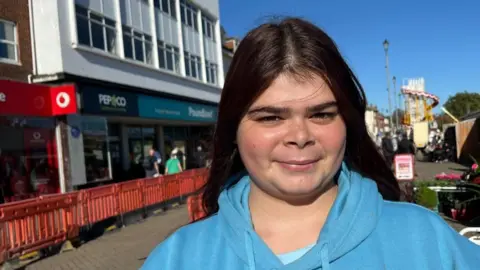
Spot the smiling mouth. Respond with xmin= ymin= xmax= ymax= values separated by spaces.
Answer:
xmin=276 ymin=159 xmax=319 ymax=172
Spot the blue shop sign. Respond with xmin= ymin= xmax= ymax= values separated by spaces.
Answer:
xmin=81 ymin=86 xmax=139 ymax=116
xmin=138 ymin=95 xmax=217 ymax=122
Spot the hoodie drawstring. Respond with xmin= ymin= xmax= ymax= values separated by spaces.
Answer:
xmin=320 ymin=243 xmax=331 ymax=270
xmin=244 ymin=231 xmax=256 ymax=270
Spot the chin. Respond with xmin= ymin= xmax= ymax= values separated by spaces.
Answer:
xmin=274 ymin=173 xmax=327 ymax=196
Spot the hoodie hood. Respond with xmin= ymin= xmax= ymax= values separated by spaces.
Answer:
xmin=217 ymin=162 xmax=384 ymax=270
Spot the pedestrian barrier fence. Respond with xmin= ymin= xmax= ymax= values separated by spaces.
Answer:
xmin=187 ymin=194 xmax=207 ymax=222
xmin=0 ymin=169 xmax=208 ymax=265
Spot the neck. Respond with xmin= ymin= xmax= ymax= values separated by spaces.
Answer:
xmin=249 ymin=182 xmax=338 ymax=232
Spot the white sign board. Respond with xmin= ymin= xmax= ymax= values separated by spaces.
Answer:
xmin=394 ymin=154 xmax=415 ymax=181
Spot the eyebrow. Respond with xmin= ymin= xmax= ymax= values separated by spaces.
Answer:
xmin=247 ymin=101 xmax=338 ymax=115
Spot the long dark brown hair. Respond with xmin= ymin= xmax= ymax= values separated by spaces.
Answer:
xmin=202 ymin=17 xmax=400 ymax=216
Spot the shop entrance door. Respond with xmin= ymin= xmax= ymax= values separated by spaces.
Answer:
xmin=127 ymin=126 xmax=156 ymax=179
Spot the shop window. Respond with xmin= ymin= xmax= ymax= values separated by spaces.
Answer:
xmin=75 ymin=5 xmax=117 ymax=55
xmin=158 ymin=40 xmax=180 ymax=73
xmin=123 ymin=26 xmax=154 ymax=65
xmin=0 ymin=116 xmax=58 ymax=203
xmin=81 ymin=117 xmax=111 ymax=182
xmin=0 ymin=19 xmax=18 ymax=63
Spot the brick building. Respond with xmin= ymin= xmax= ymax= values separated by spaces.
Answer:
xmin=0 ymin=0 xmax=32 ymax=82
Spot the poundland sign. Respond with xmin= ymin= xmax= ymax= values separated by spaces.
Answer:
xmin=138 ymin=95 xmax=217 ymax=122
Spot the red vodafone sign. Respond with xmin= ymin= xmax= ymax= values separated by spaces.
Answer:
xmin=0 ymin=80 xmax=77 ymax=116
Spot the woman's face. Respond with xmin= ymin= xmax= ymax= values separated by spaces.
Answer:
xmin=237 ymin=74 xmax=347 ymax=201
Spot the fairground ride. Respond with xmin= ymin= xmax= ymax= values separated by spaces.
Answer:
xmin=401 ymin=78 xmax=440 ymax=161
xmin=401 ymin=78 xmax=440 ymax=126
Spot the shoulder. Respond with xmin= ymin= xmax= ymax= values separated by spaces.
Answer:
xmin=378 ymin=200 xmax=461 ymax=245
xmin=381 ymin=200 xmax=449 ymax=229
xmin=379 ymin=201 xmax=480 ymax=266
xmin=141 ymin=215 xmax=221 ymax=269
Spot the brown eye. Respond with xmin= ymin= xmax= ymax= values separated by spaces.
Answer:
xmin=257 ymin=115 xmax=283 ymax=122
xmin=311 ymin=112 xmax=337 ymax=123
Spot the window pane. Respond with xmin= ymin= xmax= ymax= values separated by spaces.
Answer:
xmin=91 ymin=22 xmax=105 ymax=50
xmin=90 ymin=13 xmax=103 ymax=23
xmin=134 ymin=39 xmax=144 ymax=61
xmin=174 ymin=52 xmax=180 ymax=72
xmin=197 ymin=61 xmax=202 ymax=78
xmin=0 ymin=42 xmax=15 ymax=60
xmin=186 ymin=9 xmax=192 ymax=26
xmin=0 ymin=22 xmax=15 ymax=41
xmin=154 ymin=0 xmax=160 ymax=9
xmin=145 ymin=42 xmax=153 ymax=64
xmin=206 ymin=66 xmax=211 ymax=82
xmin=76 ymin=16 xmax=91 ymax=46
xmin=76 ymin=5 xmax=88 ymax=16
xmin=161 ymin=0 xmax=169 ymax=12
xmin=192 ymin=13 xmax=198 ymax=31
xmin=106 ymin=27 xmax=117 ymax=54
xmin=105 ymin=18 xmax=116 ymax=28
xmin=158 ymin=47 xmax=166 ymax=68
xmin=184 ymin=57 xmax=190 ymax=76
xmin=180 ymin=6 xmax=186 ymax=24
xmin=191 ymin=59 xmax=197 ymax=78
xmin=169 ymin=0 xmax=176 ymax=18
xmin=166 ymin=50 xmax=173 ymax=70
xmin=123 ymin=35 xmax=133 ymax=59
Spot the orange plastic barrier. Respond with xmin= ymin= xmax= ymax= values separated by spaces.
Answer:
xmin=0 ymin=169 xmax=208 ymax=264
xmin=187 ymin=194 xmax=207 ymax=222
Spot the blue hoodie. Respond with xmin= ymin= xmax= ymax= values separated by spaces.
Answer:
xmin=142 ymin=163 xmax=480 ymax=269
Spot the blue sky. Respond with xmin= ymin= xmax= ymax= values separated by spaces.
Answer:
xmin=219 ymin=0 xmax=480 ymax=114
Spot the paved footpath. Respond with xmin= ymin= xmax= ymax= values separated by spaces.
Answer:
xmin=25 ymin=206 xmax=189 ymax=270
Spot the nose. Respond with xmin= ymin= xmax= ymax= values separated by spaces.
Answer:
xmin=284 ymin=119 xmax=315 ymax=149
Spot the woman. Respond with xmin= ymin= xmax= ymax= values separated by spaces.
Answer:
xmin=164 ymin=148 xmax=183 ymax=175
xmin=142 ymin=18 xmax=479 ymax=269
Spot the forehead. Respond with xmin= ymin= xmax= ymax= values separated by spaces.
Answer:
xmin=252 ymin=74 xmax=336 ymax=107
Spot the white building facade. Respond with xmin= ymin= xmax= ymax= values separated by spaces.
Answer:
xmin=29 ymin=0 xmax=225 ymax=190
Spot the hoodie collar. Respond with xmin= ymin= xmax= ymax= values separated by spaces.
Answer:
xmin=218 ymin=162 xmax=383 ymax=269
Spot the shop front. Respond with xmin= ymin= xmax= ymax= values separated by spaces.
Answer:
xmin=137 ymin=94 xmax=217 ymax=170
xmin=73 ymin=83 xmax=217 ymax=188
xmin=0 ymin=80 xmax=77 ymax=203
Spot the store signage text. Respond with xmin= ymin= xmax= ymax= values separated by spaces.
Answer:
xmin=81 ymin=87 xmax=137 ymax=116
xmin=0 ymin=92 xmax=6 ymax=102
xmin=138 ymin=95 xmax=217 ymax=122
xmin=98 ymin=94 xmax=127 ymax=108
xmin=188 ymin=107 xmax=214 ymax=119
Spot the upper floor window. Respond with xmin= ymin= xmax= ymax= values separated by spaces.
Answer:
xmin=180 ymin=0 xmax=198 ymax=31
xmin=158 ymin=40 xmax=180 ymax=73
xmin=154 ymin=0 xmax=176 ymax=19
xmin=205 ymin=61 xmax=217 ymax=85
xmin=184 ymin=51 xmax=201 ymax=79
xmin=201 ymin=16 xmax=215 ymax=41
xmin=123 ymin=26 xmax=154 ymax=65
xmin=0 ymin=19 xmax=18 ymax=63
xmin=75 ymin=5 xmax=117 ymax=55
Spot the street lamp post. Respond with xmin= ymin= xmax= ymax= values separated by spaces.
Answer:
xmin=383 ymin=39 xmax=393 ymax=132
xmin=398 ymin=93 xmax=402 ymax=127
xmin=392 ymin=76 xmax=398 ymax=129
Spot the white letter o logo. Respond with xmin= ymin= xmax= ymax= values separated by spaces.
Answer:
xmin=56 ymin=92 xmax=71 ymax=108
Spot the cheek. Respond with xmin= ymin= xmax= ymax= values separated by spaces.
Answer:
xmin=237 ymin=124 xmax=281 ymax=163
xmin=317 ymin=120 xmax=347 ymax=152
